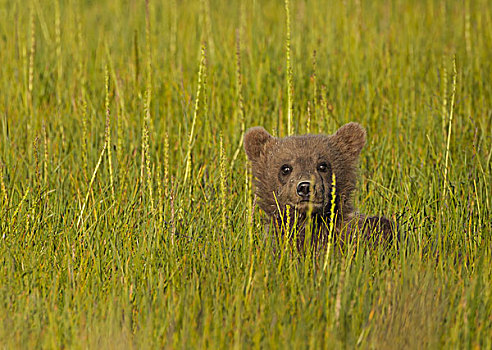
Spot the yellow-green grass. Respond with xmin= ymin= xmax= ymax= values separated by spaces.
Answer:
xmin=0 ymin=0 xmax=490 ymax=348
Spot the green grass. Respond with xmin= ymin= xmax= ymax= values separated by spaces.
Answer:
xmin=0 ymin=0 xmax=491 ymax=348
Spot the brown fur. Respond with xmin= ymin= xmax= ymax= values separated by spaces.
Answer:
xmin=244 ymin=122 xmax=394 ymax=250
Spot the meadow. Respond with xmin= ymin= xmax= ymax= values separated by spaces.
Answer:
xmin=0 ymin=0 xmax=491 ymax=348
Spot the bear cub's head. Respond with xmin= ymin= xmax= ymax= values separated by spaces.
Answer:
xmin=244 ymin=122 xmax=366 ymax=220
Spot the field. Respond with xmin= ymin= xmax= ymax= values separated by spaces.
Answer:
xmin=0 ymin=0 xmax=491 ymax=348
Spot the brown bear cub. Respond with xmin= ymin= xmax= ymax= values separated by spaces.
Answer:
xmin=244 ymin=122 xmax=394 ymax=250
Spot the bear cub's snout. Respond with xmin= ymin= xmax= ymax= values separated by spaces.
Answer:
xmin=296 ymin=181 xmax=311 ymax=199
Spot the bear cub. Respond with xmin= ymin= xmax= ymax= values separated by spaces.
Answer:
xmin=244 ymin=122 xmax=394 ymax=250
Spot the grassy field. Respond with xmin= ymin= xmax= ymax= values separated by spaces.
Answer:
xmin=0 ymin=0 xmax=491 ymax=348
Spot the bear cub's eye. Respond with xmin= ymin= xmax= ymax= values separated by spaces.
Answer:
xmin=317 ymin=162 xmax=329 ymax=173
xmin=280 ymin=164 xmax=292 ymax=176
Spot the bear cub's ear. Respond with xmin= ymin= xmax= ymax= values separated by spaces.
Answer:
xmin=331 ymin=122 xmax=367 ymax=161
xmin=244 ymin=127 xmax=274 ymax=162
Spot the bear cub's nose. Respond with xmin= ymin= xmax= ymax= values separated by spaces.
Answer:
xmin=296 ymin=181 xmax=311 ymax=199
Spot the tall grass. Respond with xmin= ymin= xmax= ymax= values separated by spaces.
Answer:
xmin=0 ymin=0 xmax=491 ymax=348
